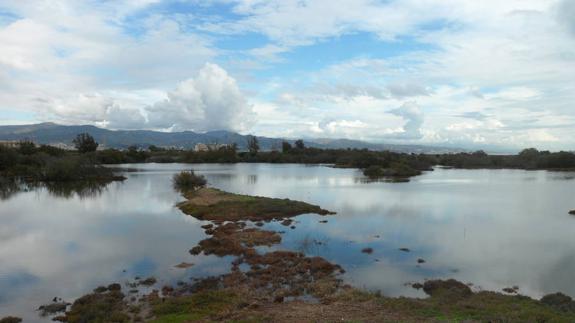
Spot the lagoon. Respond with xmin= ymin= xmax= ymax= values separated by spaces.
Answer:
xmin=1 ymin=163 xmax=575 ymax=321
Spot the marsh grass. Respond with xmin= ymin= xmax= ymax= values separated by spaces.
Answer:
xmin=178 ymin=188 xmax=333 ymax=221
xmin=150 ymin=290 xmax=239 ymax=323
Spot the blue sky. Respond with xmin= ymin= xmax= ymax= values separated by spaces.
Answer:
xmin=0 ymin=0 xmax=574 ymax=150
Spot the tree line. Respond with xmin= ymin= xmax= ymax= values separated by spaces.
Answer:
xmin=2 ymin=133 xmax=575 ymax=183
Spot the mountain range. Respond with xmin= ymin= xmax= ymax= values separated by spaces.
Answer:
xmin=0 ymin=123 xmax=463 ymax=153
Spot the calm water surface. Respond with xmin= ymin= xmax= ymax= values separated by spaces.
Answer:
xmin=1 ymin=163 xmax=575 ymax=321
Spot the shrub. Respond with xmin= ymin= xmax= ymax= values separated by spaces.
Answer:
xmin=173 ymin=171 xmax=207 ymax=192
xmin=96 ymin=149 xmax=128 ymax=164
xmin=18 ymin=140 xmax=36 ymax=155
xmin=363 ymin=165 xmax=384 ymax=178
xmin=43 ymin=156 xmax=115 ymax=182
xmin=0 ymin=146 xmax=19 ymax=171
xmin=38 ymin=145 xmax=66 ymax=157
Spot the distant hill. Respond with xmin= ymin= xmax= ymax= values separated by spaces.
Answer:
xmin=0 ymin=123 xmax=463 ymax=153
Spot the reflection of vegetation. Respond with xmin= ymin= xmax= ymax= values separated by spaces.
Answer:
xmin=43 ymin=181 xmax=110 ymax=199
xmin=296 ymin=234 xmax=329 ymax=255
xmin=0 ymin=143 xmax=116 ymax=198
xmin=0 ymin=178 xmax=23 ymax=200
xmin=0 ymin=177 xmax=112 ymax=199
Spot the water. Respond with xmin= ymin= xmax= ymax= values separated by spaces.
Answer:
xmin=1 ymin=163 xmax=575 ymax=320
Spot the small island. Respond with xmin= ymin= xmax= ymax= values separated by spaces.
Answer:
xmin=177 ymin=187 xmax=334 ymax=222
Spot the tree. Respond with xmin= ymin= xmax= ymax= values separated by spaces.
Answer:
xmin=295 ymin=139 xmax=305 ymax=150
xmin=519 ymin=148 xmax=539 ymax=160
xmin=247 ymin=135 xmax=259 ymax=155
xmin=18 ymin=140 xmax=36 ymax=155
xmin=73 ymin=133 xmax=98 ymax=153
xmin=127 ymin=145 xmax=148 ymax=162
xmin=281 ymin=141 xmax=292 ymax=153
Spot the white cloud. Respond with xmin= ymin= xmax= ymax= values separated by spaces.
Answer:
xmin=146 ymin=63 xmax=255 ymax=132
xmin=557 ymin=0 xmax=575 ymax=36
xmin=23 ymin=61 xmax=254 ymax=132
xmin=36 ymin=93 xmax=146 ymax=129
xmin=315 ymin=119 xmax=370 ymax=137
xmin=485 ymin=87 xmax=541 ymax=101
xmin=386 ymin=82 xmax=430 ymax=99
xmin=388 ymin=102 xmax=424 ymax=140
xmin=1 ymin=0 xmax=574 ymax=150
xmin=235 ymin=0 xmax=575 ymax=149
xmin=106 ymin=105 xmax=147 ymax=130
xmin=0 ymin=0 xmax=216 ymax=111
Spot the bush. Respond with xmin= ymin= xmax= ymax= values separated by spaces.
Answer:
xmin=96 ymin=149 xmax=128 ymax=164
xmin=173 ymin=171 xmax=207 ymax=192
xmin=0 ymin=146 xmax=19 ymax=171
xmin=43 ymin=156 xmax=115 ymax=182
xmin=38 ymin=145 xmax=66 ymax=157
xmin=18 ymin=140 xmax=36 ymax=155
xmin=363 ymin=165 xmax=384 ymax=178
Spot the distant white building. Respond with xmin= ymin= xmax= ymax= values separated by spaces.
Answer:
xmin=194 ymin=143 xmax=209 ymax=152
xmin=0 ymin=140 xmax=21 ymax=148
xmin=49 ymin=142 xmax=75 ymax=150
xmin=194 ymin=143 xmax=232 ymax=152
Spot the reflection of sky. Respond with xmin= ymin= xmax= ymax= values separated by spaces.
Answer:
xmin=1 ymin=164 xmax=575 ymax=320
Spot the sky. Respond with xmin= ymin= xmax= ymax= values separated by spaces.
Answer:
xmin=0 ymin=0 xmax=574 ymax=151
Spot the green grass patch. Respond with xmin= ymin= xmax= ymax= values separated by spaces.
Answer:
xmin=150 ymin=290 xmax=238 ymax=323
xmin=373 ymin=292 xmax=575 ymax=322
xmin=178 ymin=188 xmax=333 ymax=221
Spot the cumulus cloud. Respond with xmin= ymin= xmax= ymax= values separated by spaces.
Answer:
xmin=106 ymin=105 xmax=147 ymax=130
xmin=31 ymin=63 xmax=254 ymax=132
xmin=47 ymin=94 xmax=112 ymax=124
xmin=38 ymin=93 xmax=146 ymax=129
xmin=388 ymin=102 xmax=424 ymax=140
xmin=146 ymin=63 xmax=255 ymax=132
